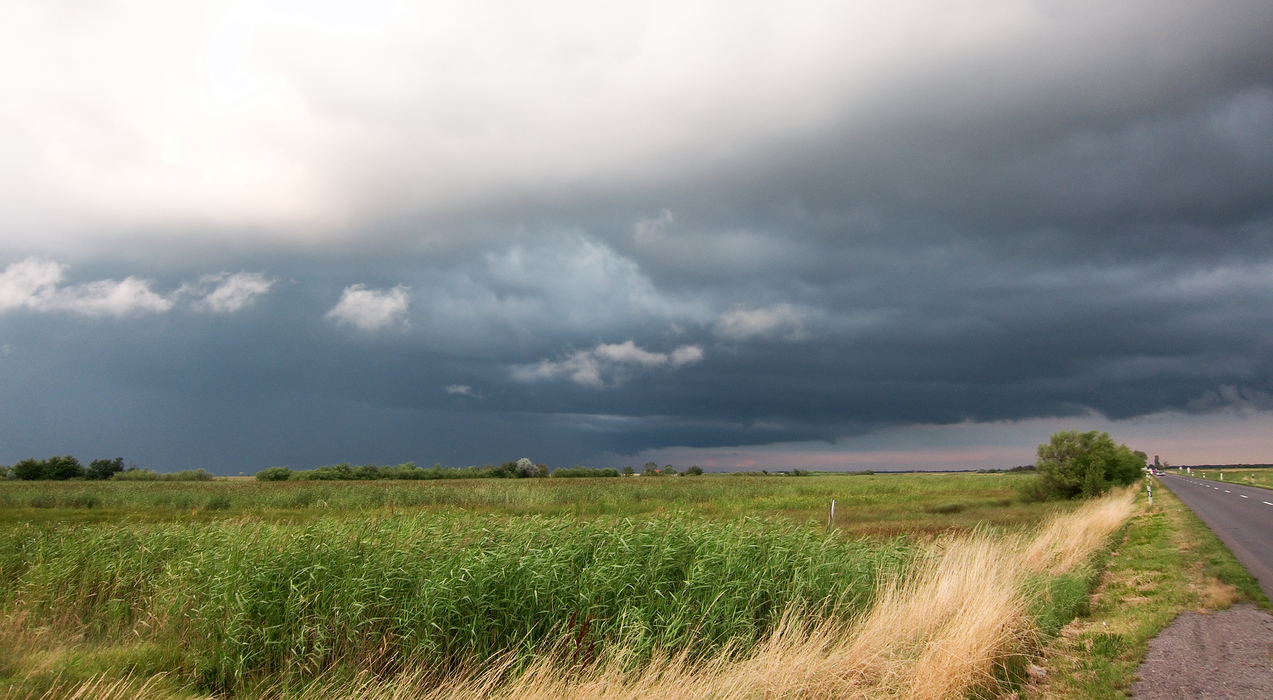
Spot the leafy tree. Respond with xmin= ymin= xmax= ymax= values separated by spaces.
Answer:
xmin=664 ymin=464 xmax=678 ymax=476
xmin=255 ymin=466 xmax=293 ymax=481
xmin=87 ymin=457 xmax=124 ymax=480
xmin=351 ymin=464 xmax=382 ymax=479
xmin=515 ymin=458 xmax=539 ymax=478
xmin=13 ymin=456 xmax=85 ymax=480
xmin=12 ymin=458 xmax=45 ymax=480
xmin=685 ymin=465 xmax=703 ymax=476
xmin=47 ymin=455 xmax=84 ymax=480
xmin=622 ymin=465 xmax=635 ymax=476
xmin=1032 ymin=431 xmax=1145 ymax=500
xmin=642 ymin=463 xmax=661 ymax=477
xmin=0 ymin=464 xmax=9 ymax=479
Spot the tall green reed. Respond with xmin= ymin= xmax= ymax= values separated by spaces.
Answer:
xmin=0 ymin=513 xmax=914 ymax=692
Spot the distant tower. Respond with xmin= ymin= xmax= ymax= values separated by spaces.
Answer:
xmin=1154 ymin=455 xmax=1161 ymax=468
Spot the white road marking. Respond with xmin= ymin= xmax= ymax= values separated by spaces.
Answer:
xmin=1265 ymin=502 xmax=1273 ymax=506
xmin=1241 ymin=495 xmax=1249 ymax=499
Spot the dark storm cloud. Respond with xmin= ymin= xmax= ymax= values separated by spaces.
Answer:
xmin=2 ymin=1 xmax=1272 ymax=470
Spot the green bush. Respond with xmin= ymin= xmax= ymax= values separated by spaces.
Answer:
xmin=255 ymin=466 xmax=293 ymax=481
xmin=87 ymin=458 xmax=125 ymax=480
xmin=1027 ymin=431 xmax=1145 ymax=500
xmin=12 ymin=456 xmax=85 ymax=480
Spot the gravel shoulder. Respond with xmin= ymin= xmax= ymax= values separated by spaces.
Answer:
xmin=1132 ymin=604 xmax=1273 ymax=699
xmin=1026 ymin=484 xmax=1269 ymax=699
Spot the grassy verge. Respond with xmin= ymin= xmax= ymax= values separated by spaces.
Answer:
xmin=1180 ymin=467 xmax=1273 ymax=490
xmin=1025 ymin=480 xmax=1270 ymax=699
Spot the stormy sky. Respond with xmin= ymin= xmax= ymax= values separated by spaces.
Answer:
xmin=2 ymin=0 xmax=1271 ymax=473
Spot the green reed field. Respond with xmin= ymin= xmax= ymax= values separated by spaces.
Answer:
xmin=0 ymin=472 xmax=1091 ymax=699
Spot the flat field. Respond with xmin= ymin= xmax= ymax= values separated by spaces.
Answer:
xmin=0 ymin=472 xmax=1128 ymax=700
xmin=0 ymin=471 xmax=1065 ymax=534
xmin=1179 ymin=467 xmax=1273 ymax=490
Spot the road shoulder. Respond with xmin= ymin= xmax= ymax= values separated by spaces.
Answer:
xmin=1131 ymin=603 xmax=1273 ymax=698
xmin=1025 ymin=483 xmax=1270 ymax=699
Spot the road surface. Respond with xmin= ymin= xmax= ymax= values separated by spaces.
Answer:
xmin=1156 ymin=472 xmax=1273 ymax=601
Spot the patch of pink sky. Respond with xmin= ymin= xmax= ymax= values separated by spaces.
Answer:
xmin=616 ymin=410 xmax=1273 ymax=472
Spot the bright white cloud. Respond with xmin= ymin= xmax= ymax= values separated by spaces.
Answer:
xmin=189 ymin=271 xmax=274 ymax=313
xmin=326 ymin=284 xmax=411 ymax=331
xmin=5 ymin=0 xmax=1260 ymax=249
xmin=714 ymin=304 xmax=806 ymax=341
xmin=0 ymin=258 xmax=172 ymax=316
xmin=414 ymin=235 xmax=710 ymax=351
xmin=594 ymin=340 xmax=671 ymax=367
xmin=444 ymin=384 xmax=474 ymax=396
xmin=512 ymin=340 xmax=703 ymax=388
xmin=670 ymin=345 xmax=705 ymax=365
xmin=0 ymin=258 xmax=278 ymax=317
xmin=0 ymin=258 xmax=61 ymax=310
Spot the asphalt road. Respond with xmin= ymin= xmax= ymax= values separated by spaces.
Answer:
xmin=1156 ymin=473 xmax=1273 ymax=601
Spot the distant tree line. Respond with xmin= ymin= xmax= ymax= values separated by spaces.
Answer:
xmin=254 ymin=458 xmax=625 ymax=481
xmin=974 ymin=465 xmax=1037 ymax=474
xmin=3 ymin=456 xmax=124 ymax=481
xmin=0 ymin=456 xmax=213 ymax=481
xmin=622 ymin=462 xmax=705 ymax=477
xmin=112 ymin=469 xmax=214 ymax=481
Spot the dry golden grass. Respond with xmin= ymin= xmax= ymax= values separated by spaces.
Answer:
xmin=258 ymin=489 xmax=1137 ymax=700
xmin=1023 ymin=487 xmax=1137 ymax=574
xmin=0 ymin=673 xmax=193 ymax=700
xmin=1197 ymin=576 xmax=1242 ymax=610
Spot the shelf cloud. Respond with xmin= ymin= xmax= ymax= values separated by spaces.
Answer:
xmin=1 ymin=0 xmax=1271 ymax=471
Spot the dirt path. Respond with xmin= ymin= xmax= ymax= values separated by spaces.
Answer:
xmin=1132 ymin=603 xmax=1273 ymax=698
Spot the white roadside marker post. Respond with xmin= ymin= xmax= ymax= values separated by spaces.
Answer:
xmin=830 ymin=499 xmax=835 ymax=528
